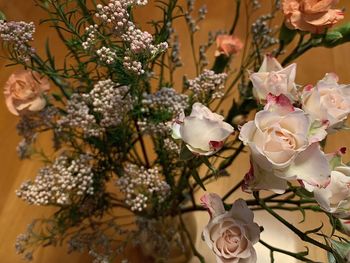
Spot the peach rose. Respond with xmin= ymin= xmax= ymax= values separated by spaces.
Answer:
xmin=215 ymin=35 xmax=243 ymax=57
xmin=282 ymin=0 xmax=344 ymax=34
xmin=172 ymin=103 xmax=234 ymax=156
xmin=302 ymin=73 xmax=350 ymax=130
xmin=250 ymin=55 xmax=298 ymax=102
xmin=4 ymin=70 xmax=50 ymax=116
xmin=201 ymin=194 xmax=260 ymax=263
xmin=239 ymin=94 xmax=330 ymax=192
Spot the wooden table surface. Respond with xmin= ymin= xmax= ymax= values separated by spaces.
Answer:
xmin=1 ymin=0 xmax=350 ymax=262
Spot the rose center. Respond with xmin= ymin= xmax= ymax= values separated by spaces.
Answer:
xmin=276 ymin=130 xmax=296 ymax=148
xmin=12 ymin=80 xmax=38 ymax=100
xmin=320 ymin=91 xmax=349 ymax=110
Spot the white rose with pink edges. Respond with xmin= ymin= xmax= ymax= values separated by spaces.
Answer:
xmin=172 ymin=102 xmax=234 ymax=156
xmin=250 ymin=55 xmax=298 ymax=102
xmin=239 ymin=94 xmax=330 ymax=193
xmin=314 ymin=150 xmax=350 ymax=218
xmin=201 ymin=193 xmax=260 ymax=263
xmin=302 ymin=73 xmax=350 ymax=130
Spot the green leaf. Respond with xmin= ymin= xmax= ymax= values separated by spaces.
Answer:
xmin=0 ymin=10 xmax=6 ymax=20
xmin=323 ymin=22 xmax=350 ymax=48
xmin=200 ymin=157 xmax=218 ymax=175
xmin=52 ymin=93 xmax=63 ymax=102
xmin=296 ymin=247 xmax=309 ymax=257
xmin=279 ymin=23 xmax=297 ymax=46
xmin=329 ymin=154 xmax=342 ymax=170
xmin=179 ymin=144 xmax=194 ymax=161
xmin=325 ymin=31 xmax=343 ymax=45
xmin=192 ymin=170 xmax=206 ymax=191
xmin=298 ymin=206 xmax=306 ymax=223
xmin=330 ymin=239 xmax=350 ymax=258
xmin=45 ymin=40 xmax=55 ymax=70
xmin=295 ymin=187 xmax=314 ymax=199
xmin=328 ymin=252 xmax=336 ymax=263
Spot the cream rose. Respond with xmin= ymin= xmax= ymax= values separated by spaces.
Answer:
xmin=282 ymin=0 xmax=344 ymax=34
xmin=239 ymin=94 xmax=330 ymax=192
xmin=201 ymin=194 xmax=260 ymax=263
xmin=302 ymin=73 xmax=350 ymax=130
xmin=250 ymin=55 xmax=298 ymax=102
xmin=314 ymin=155 xmax=350 ymax=218
xmin=215 ymin=35 xmax=243 ymax=57
xmin=172 ymin=102 xmax=234 ymax=156
xmin=4 ymin=70 xmax=50 ymax=116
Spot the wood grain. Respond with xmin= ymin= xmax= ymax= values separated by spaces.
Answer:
xmin=1 ymin=0 xmax=350 ymax=262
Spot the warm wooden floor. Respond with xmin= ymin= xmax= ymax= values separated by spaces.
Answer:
xmin=1 ymin=0 xmax=350 ymax=262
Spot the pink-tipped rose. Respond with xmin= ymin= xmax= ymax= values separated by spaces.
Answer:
xmin=314 ymin=151 xmax=350 ymax=218
xmin=4 ymin=70 xmax=50 ymax=116
xmin=250 ymin=55 xmax=298 ymax=102
xmin=282 ymin=0 xmax=344 ymax=34
xmin=215 ymin=35 xmax=243 ymax=57
xmin=201 ymin=194 xmax=260 ymax=263
xmin=239 ymin=94 xmax=330 ymax=192
xmin=302 ymin=73 xmax=350 ymax=130
xmin=172 ymin=103 xmax=234 ymax=156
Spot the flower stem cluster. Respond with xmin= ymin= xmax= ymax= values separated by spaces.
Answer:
xmin=186 ymin=69 xmax=227 ymax=102
xmin=16 ymin=154 xmax=94 ymax=205
xmin=139 ymin=87 xmax=188 ymax=134
xmin=116 ymin=164 xmax=170 ymax=212
xmin=83 ymin=79 xmax=134 ymax=127
xmin=58 ymin=94 xmax=103 ymax=138
xmin=0 ymin=20 xmax=35 ymax=61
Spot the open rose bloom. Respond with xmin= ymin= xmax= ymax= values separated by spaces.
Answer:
xmin=239 ymin=94 xmax=330 ymax=193
xmin=4 ymin=70 xmax=50 ymax=116
xmin=201 ymin=193 xmax=260 ymax=263
xmin=314 ymin=152 xmax=350 ymax=218
xmin=250 ymin=55 xmax=298 ymax=102
xmin=302 ymin=73 xmax=350 ymax=130
xmin=172 ymin=102 xmax=234 ymax=156
xmin=282 ymin=0 xmax=344 ymax=34
xmin=215 ymin=35 xmax=243 ymax=57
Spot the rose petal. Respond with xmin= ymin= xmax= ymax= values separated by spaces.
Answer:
xmin=258 ymin=55 xmax=283 ymax=73
xmin=201 ymin=193 xmax=226 ymax=218
xmin=278 ymin=143 xmax=330 ymax=191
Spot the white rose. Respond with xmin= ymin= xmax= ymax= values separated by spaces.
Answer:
xmin=201 ymin=194 xmax=260 ymax=263
xmin=172 ymin=102 xmax=234 ymax=156
xmin=314 ymin=159 xmax=350 ymax=218
xmin=250 ymin=55 xmax=298 ymax=102
xmin=302 ymin=73 xmax=350 ymax=129
xmin=239 ymin=94 xmax=330 ymax=192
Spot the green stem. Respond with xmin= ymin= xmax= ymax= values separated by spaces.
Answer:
xmin=254 ymin=192 xmax=333 ymax=253
xmin=229 ymin=0 xmax=241 ymax=35
xmin=179 ymin=215 xmax=205 ymax=263
xmin=134 ymin=121 xmax=150 ymax=168
xmin=259 ymin=239 xmax=319 ymax=262
xmin=282 ymin=37 xmax=313 ymax=66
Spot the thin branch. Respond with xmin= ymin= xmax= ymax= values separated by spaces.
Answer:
xmin=254 ymin=192 xmax=333 ymax=253
xmin=259 ymin=239 xmax=319 ymax=263
xmin=179 ymin=215 xmax=205 ymax=263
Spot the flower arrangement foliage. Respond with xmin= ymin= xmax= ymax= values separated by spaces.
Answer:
xmin=3 ymin=0 xmax=350 ymax=262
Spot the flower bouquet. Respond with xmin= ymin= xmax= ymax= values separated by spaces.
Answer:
xmin=3 ymin=0 xmax=350 ymax=262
